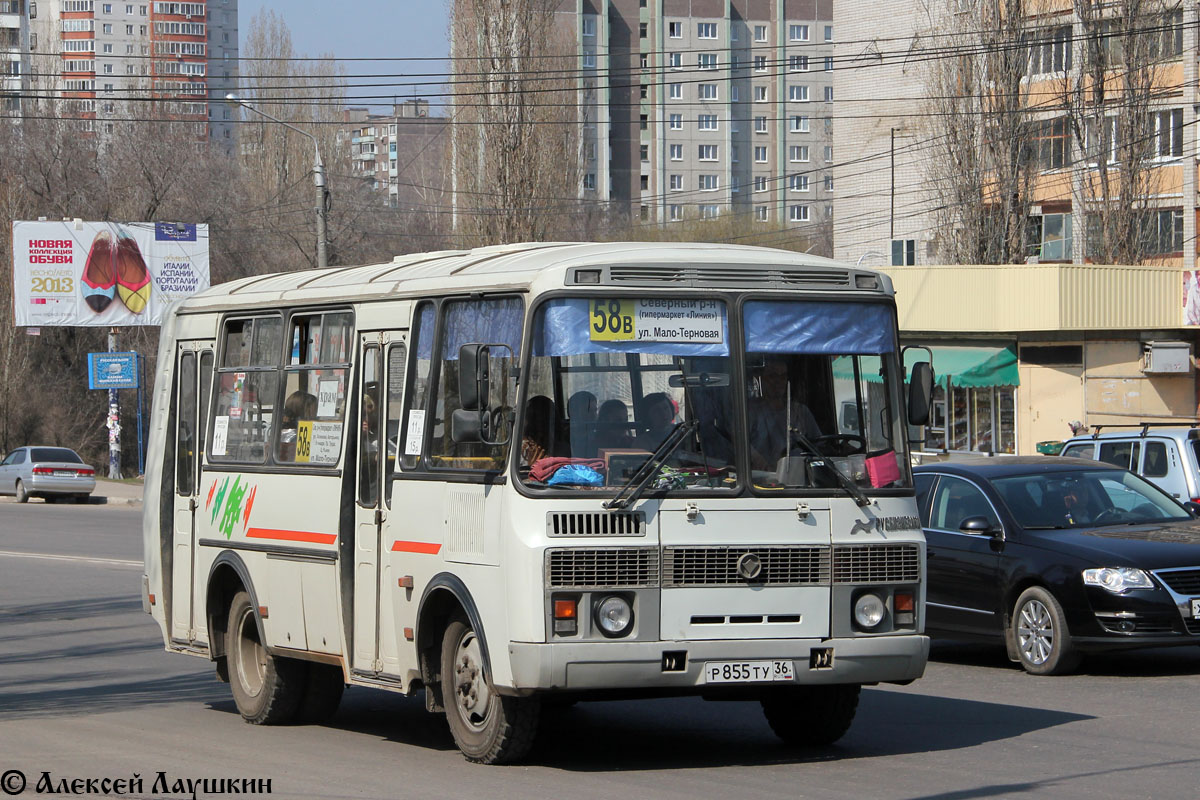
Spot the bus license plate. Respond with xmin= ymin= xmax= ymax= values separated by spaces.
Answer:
xmin=704 ymin=660 xmax=795 ymax=684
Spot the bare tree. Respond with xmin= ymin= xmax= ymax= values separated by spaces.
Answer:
xmin=449 ymin=0 xmax=583 ymax=245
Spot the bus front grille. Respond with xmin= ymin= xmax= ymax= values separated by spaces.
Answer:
xmin=831 ymin=543 xmax=921 ymax=584
xmin=663 ymin=546 xmax=831 ymax=587
xmin=546 ymin=547 xmax=660 ymax=589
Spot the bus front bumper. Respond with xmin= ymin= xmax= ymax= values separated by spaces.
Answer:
xmin=506 ymin=635 xmax=929 ymax=692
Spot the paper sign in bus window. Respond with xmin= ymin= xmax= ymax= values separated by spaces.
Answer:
xmin=317 ymin=379 xmax=339 ymax=418
xmin=404 ymin=409 xmax=426 ymax=456
xmin=309 ymin=422 xmax=341 ymax=464
xmin=211 ymin=416 xmax=229 ymax=457
xmin=588 ymin=299 xmax=724 ymax=344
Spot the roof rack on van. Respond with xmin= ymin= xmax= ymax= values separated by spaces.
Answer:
xmin=1090 ymin=422 xmax=1200 ymax=439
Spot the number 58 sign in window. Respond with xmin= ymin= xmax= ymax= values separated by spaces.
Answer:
xmin=588 ymin=298 xmax=725 ymax=344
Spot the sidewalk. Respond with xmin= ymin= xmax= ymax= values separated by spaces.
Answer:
xmin=94 ymin=478 xmax=144 ymax=507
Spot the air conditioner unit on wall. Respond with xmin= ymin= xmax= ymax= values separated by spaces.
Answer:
xmin=1142 ymin=341 xmax=1192 ymax=374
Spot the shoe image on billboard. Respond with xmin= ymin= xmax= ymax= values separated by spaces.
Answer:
xmin=81 ymin=230 xmax=117 ymax=313
xmin=115 ymin=227 xmax=151 ymax=314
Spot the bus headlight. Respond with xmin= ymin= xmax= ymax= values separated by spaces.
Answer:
xmin=594 ymin=595 xmax=634 ymax=637
xmin=854 ymin=593 xmax=886 ymax=629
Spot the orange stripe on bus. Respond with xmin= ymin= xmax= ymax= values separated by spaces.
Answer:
xmin=391 ymin=540 xmax=442 ymax=554
xmin=246 ymin=528 xmax=337 ymax=545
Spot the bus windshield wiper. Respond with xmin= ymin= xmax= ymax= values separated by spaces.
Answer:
xmin=789 ymin=430 xmax=871 ymax=507
xmin=604 ymin=419 xmax=698 ymax=510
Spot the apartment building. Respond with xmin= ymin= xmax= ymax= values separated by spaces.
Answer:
xmin=343 ymin=99 xmax=449 ymax=210
xmin=834 ymin=0 xmax=1199 ymax=271
xmin=0 ymin=1 xmax=30 ymax=114
xmin=573 ymin=0 xmax=834 ymax=240
xmin=28 ymin=0 xmax=237 ymax=144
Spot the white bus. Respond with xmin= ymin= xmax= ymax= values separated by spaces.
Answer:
xmin=142 ymin=242 xmax=934 ymax=764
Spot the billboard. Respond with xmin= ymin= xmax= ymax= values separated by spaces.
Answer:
xmin=11 ymin=220 xmax=210 ymax=326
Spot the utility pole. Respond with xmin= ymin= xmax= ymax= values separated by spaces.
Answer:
xmin=107 ymin=327 xmax=122 ymax=479
xmin=226 ymin=94 xmax=330 ymax=269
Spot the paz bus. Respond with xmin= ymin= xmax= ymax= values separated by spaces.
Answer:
xmin=142 ymin=242 xmax=934 ymax=764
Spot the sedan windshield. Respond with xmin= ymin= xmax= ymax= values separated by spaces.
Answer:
xmin=992 ymin=469 xmax=1190 ymax=529
xmin=519 ymin=298 xmax=735 ymax=492
xmin=30 ymin=448 xmax=83 ymax=463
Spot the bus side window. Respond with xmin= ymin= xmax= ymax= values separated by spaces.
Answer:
xmin=384 ymin=342 xmax=407 ymax=504
xmin=399 ymin=303 xmax=434 ymax=471
xmin=275 ymin=311 xmax=354 ymax=467
xmin=210 ymin=316 xmax=282 ymax=465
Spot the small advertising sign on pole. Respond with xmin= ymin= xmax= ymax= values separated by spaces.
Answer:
xmin=87 ymin=352 xmax=140 ymax=390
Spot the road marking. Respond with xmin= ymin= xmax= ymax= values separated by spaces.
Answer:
xmin=0 ymin=550 xmax=141 ymax=568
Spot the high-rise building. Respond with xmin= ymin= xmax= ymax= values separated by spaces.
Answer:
xmin=341 ymin=99 xmax=450 ymax=210
xmin=454 ymin=1 xmax=834 ymax=244
xmin=28 ymin=0 xmax=237 ymax=144
xmin=0 ymin=1 xmax=31 ymax=114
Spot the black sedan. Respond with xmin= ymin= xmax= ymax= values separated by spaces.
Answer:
xmin=914 ymin=457 xmax=1200 ymax=675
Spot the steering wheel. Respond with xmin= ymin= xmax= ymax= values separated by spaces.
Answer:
xmin=810 ymin=434 xmax=866 ymax=457
xmin=1092 ymin=507 xmax=1124 ymax=524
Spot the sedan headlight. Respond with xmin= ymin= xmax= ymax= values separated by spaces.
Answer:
xmin=1082 ymin=567 xmax=1155 ymax=594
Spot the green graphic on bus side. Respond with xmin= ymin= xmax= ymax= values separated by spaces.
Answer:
xmin=205 ymin=475 xmax=257 ymax=540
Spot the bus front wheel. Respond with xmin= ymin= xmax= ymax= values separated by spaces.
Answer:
xmin=226 ymin=590 xmax=304 ymax=725
xmin=440 ymin=615 xmax=539 ymax=764
xmin=761 ymin=684 xmax=860 ymax=746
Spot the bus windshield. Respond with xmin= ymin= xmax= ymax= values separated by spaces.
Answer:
xmin=518 ymin=296 xmax=910 ymax=494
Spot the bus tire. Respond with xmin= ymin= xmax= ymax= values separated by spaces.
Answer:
xmin=296 ymin=663 xmax=345 ymax=724
xmin=761 ymin=684 xmax=860 ymax=746
xmin=440 ymin=615 xmax=539 ymax=764
xmin=226 ymin=590 xmax=303 ymax=725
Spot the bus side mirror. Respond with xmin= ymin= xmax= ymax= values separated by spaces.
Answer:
xmin=908 ymin=361 xmax=934 ymax=426
xmin=458 ymin=343 xmax=490 ymax=412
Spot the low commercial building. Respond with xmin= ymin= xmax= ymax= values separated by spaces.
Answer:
xmin=882 ymin=263 xmax=1200 ymax=456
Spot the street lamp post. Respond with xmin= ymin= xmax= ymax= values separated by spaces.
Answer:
xmin=226 ymin=93 xmax=329 ymax=269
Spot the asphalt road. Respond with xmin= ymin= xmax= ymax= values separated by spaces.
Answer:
xmin=2 ymin=504 xmax=1199 ymax=800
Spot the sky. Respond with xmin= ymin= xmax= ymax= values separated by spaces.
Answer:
xmin=239 ymin=0 xmax=452 ymax=109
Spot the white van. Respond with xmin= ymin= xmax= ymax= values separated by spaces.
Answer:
xmin=1060 ymin=425 xmax=1200 ymax=503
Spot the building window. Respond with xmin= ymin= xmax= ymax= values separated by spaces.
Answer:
xmin=790 ymin=145 xmax=809 ymax=162
xmin=669 ymin=113 xmax=682 ymax=130
xmin=698 ymin=53 xmax=717 ymax=70
xmin=1155 ymin=108 xmax=1183 ymax=158
xmin=1084 ymin=116 xmax=1119 ymax=165
xmin=755 ymin=205 xmax=768 ymax=221
xmin=640 ymin=144 xmax=649 ymax=162
xmin=668 ymin=21 xmax=682 ymax=38
xmin=824 ymin=86 xmax=833 ymax=102
xmin=583 ymin=173 xmax=596 ymax=191
xmin=825 ymin=56 xmax=834 ymax=71
xmin=731 ymin=86 xmax=739 ymax=102
xmin=669 ymin=143 xmax=683 ymax=160
xmin=640 ymin=22 xmax=647 ymax=38
xmin=669 ymin=83 xmax=682 ymax=99
xmin=754 ymin=115 xmax=767 ymax=133
xmin=927 ymin=384 xmax=1016 ymax=454
xmin=640 ymin=174 xmax=649 ymax=190
xmin=731 ymin=24 xmax=739 ymax=41
xmin=582 ymin=53 xmax=595 ymax=68
xmin=824 ymin=25 xmax=833 ymax=41
xmin=103 ymin=63 xmax=113 ymax=73
xmin=699 ymin=83 xmax=718 ymax=100
xmin=754 ymin=145 xmax=767 ymax=163
xmin=1142 ymin=209 xmax=1184 ymax=254
xmin=698 ymin=114 xmax=718 ymax=130
xmin=670 ymin=204 xmax=683 ymax=221
xmin=125 ymin=24 xmax=132 ymax=33
xmin=790 ymin=205 xmax=810 ymax=222
xmin=1026 ymin=26 xmax=1072 ymax=74
xmin=754 ymin=85 xmax=767 ymax=102
xmin=1023 ymin=116 xmax=1071 ymax=170
xmin=700 ymin=204 xmax=720 ymax=219
xmin=731 ymin=54 xmax=741 ymax=71
xmin=698 ymin=144 xmax=718 ymax=160
xmin=824 ymin=145 xmax=833 ymax=160
xmin=790 ymin=174 xmax=810 ymax=192
xmin=640 ymin=53 xmax=648 ymax=70
xmin=789 ymin=85 xmax=809 ymax=102
xmin=102 ymin=3 xmax=111 ymax=11
xmin=102 ymin=23 xmax=112 ymax=33
xmin=892 ymin=239 xmax=916 ymax=265
xmin=668 ymin=52 xmax=682 ymax=69
xmin=699 ymin=174 xmax=719 ymax=191
xmin=697 ymin=22 xmax=717 ymax=39
xmin=582 ymin=17 xmax=595 ymax=36
xmin=754 ymin=175 xmax=768 ymax=192
xmin=789 ymin=24 xmax=809 ymax=41
xmin=824 ymin=175 xmax=833 ymax=191
xmin=789 ymin=55 xmax=808 ymax=71
xmin=670 ymin=174 xmax=683 ymax=190
xmin=791 ymin=115 xmax=810 ymax=133
xmin=754 ymin=25 xmax=767 ymax=42
xmin=731 ymin=145 xmax=739 ymax=162
xmin=754 ymin=55 xmax=767 ymax=71
xmin=640 ymin=84 xmax=648 ymax=100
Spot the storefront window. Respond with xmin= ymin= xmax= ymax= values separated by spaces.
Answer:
xmin=924 ymin=383 xmax=1016 ymax=455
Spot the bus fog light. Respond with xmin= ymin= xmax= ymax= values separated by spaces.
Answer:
xmin=595 ymin=595 xmax=634 ymax=637
xmin=854 ymin=593 xmax=886 ymax=629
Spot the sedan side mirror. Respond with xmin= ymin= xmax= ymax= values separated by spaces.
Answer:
xmin=959 ymin=516 xmax=999 ymax=536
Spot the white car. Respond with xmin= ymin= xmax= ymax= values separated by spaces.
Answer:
xmin=0 ymin=446 xmax=97 ymax=503
xmin=1059 ymin=425 xmax=1200 ymax=503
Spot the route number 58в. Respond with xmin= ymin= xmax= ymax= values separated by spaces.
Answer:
xmin=591 ymin=299 xmax=633 ymax=341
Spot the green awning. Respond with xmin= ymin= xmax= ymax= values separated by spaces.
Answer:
xmin=907 ymin=344 xmax=1019 ymax=388
xmin=833 ymin=344 xmax=1019 ymax=388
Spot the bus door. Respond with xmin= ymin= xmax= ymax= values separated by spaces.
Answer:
xmin=170 ymin=342 xmax=214 ymax=644
xmin=351 ymin=334 xmax=407 ymax=677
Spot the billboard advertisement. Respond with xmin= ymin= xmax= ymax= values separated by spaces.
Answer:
xmin=11 ymin=220 xmax=210 ymax=326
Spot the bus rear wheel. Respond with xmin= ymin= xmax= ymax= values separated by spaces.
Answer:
xmin=761 ymin=684 xmax=860 ymax=746
xmin=440 ymin=616 xmax=539 ymax=764
xmin=226 ymin=590 xmax=304 ymax=725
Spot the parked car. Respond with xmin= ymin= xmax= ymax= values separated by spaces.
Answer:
xmin=0 ymin=446 xmax=96 ymax=503
xmin=1060 ymin=425 xmax=1200 ymax=503
xmin=914 ymin=457 xmax=1200 ymax=675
